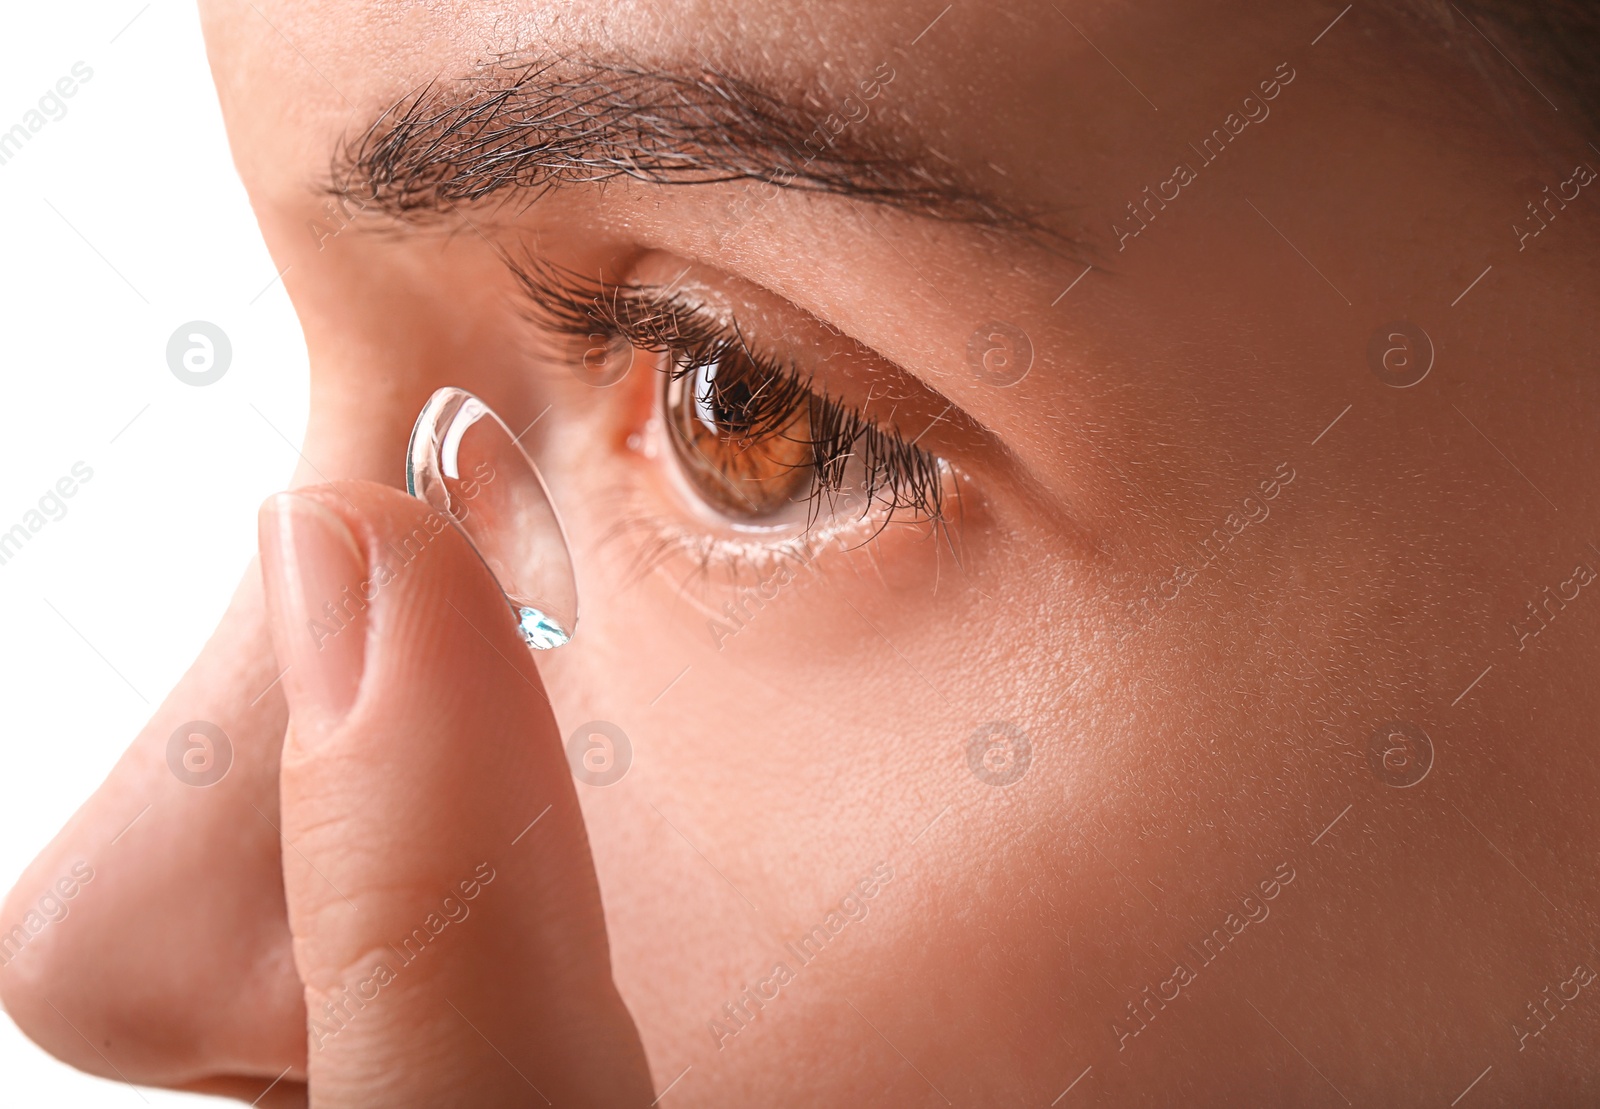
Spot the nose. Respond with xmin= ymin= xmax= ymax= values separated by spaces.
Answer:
xmin=0 ymin=565 xmax=310 ymax=1104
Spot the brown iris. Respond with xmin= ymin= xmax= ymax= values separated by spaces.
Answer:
xmin=664 ymin=346 xmax=817 ymax=519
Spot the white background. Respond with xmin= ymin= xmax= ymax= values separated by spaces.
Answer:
xmin=0 ymin=1 xmax=307 ymax=1103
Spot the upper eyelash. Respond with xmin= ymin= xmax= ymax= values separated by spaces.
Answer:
xmin=505 ymin=256 xmax=947 ymax=532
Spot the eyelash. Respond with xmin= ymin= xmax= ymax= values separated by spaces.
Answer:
xmin=507 ymin=258 xmax=948 ymax=536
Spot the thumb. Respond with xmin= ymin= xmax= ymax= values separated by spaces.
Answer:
xmin=257 ymin=481 xmax=653 ymax=1108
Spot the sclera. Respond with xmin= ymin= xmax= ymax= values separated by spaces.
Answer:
xmin=406 ymin=387 xmax=579 ymax=649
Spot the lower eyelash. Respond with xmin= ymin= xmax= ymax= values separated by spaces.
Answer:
xmin=593 ymin=471 xmax=958 ymax=605
xmin=579 ymin=472 xmax=819 ymax=603
xmin=506 ymin=255 xmax=948 ymax=532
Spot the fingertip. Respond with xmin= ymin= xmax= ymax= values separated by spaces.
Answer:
xmin=258 ymin=490 xmax=370 ymax=738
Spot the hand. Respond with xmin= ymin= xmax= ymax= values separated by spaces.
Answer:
xmin=257 ymin=480 xmax=653 ymax=1107
xmin=0 ymin=480 xmax=654 ymax=1108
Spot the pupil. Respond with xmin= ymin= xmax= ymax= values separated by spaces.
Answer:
xmin=665 ymin=348 xmax=816 ymax=519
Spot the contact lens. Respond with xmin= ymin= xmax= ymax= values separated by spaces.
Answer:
xmin=406 ymin=388 xmax=579 ymax=649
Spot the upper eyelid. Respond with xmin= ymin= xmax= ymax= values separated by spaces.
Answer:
xmin=504 ymin=254 xmax=951 ymax=524
xmin=506 ymin=253 xmax=750 ymax=358
xmin=504 ymin=252 xmax=968 ymax=449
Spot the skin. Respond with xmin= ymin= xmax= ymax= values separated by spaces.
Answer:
xmin=5 ymin=0 xmax=1600 ymax=1105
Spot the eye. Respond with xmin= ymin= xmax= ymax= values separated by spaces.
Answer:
xmin=663 ymin=345 xmax=817 ymax=520
xmin=509 ymin=254 xmax=953 ymax=551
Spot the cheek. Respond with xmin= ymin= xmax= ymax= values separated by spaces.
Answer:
xmin=539 ymin=379 xmax=1085 ymax=868
xmin=547 ymin=420 xmax=1082 ymax=1039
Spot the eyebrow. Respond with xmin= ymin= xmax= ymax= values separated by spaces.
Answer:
xmin=328 ymin=53 xmax=1054 ymax=238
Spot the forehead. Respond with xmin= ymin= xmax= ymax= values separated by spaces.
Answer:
xmin=202 ymin=0 xmax=1311 ymax=217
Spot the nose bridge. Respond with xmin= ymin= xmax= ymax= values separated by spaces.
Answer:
xmin=0 ymin=567 xmax=308 ymax=1089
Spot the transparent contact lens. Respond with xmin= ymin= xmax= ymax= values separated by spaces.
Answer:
xmin=406 ymin=387 xmax=579 ymax=649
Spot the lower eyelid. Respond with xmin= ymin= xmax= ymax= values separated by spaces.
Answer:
xmin=599 ymin=475 xmax=971 ymax=615
xmin=522 ymin=271 xmax=968 ymax=571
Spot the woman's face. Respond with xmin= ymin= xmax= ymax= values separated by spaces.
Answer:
xmin=8 ymin=0 xmax=1600 ymax=1103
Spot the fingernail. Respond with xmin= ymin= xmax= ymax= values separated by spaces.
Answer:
xmin=259 ymin=492 xmax=368 ymax=737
